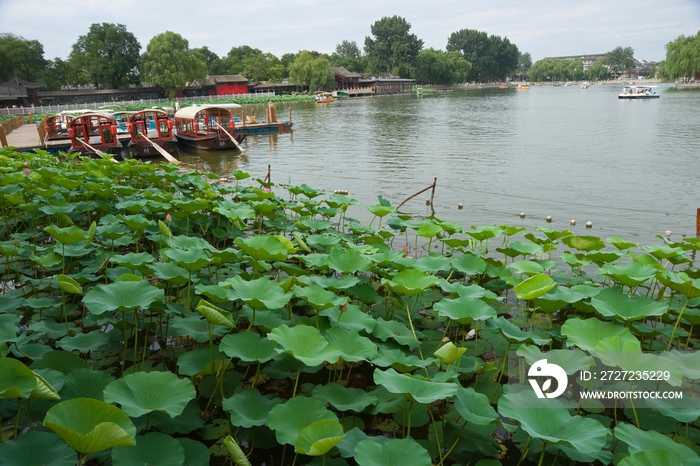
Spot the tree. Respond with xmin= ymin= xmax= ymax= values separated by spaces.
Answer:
xmin=242 ymin=53 xmax=284 ymax=82
xmin=414 ymin=48 xmax=471 ymax=85
xmin=193 ymin=46 xmax=229 ymax=75
xmin=0 ymin=33 xmax=47 ymax=82
xmin=336 ymin=40 xmax=361 ymax=60
xmin=364 ymin=16 xmax=423 ymax=76
xmin=585 ymin=59 xmax=611 ymax=81
xmin=69 ymin=23 xmax=140 ymax=89
xmin=516 ymin=52 xmax=532 ymax=81
xmin=605 ymin=46 xmax=635 ymax=78
xmin=331 ymin=40 xmax=366 ymax=73
xmin=489 ymin=35 xmax=520 ymax=81
xmin=42 ymin=57 xmax=72 ymax=91
xmin=663 ymin=31 xmax=700 ymax=80
xmin=288 ymin=51 xmax=333 ymax=93
xmin=446 ymin=29 xmax=492 ymax=82
xmin=139 ymin=31 xmax=206 ymax=98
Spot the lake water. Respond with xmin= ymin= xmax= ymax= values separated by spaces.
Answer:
xmin=178 ymin=84 xmax=699 ymax=243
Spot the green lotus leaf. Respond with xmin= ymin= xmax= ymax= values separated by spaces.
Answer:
xmin=367 ymin=203 xmax=396 ymax=218
xmin=44 ymin=224 xmax=88 ymax=245
xmin=324 ymin=326 xmax=378 ymax=362
xmin=514 ymin=273 xmax=556 ymax=301
xmin=226 ymin=275 xmax=292 ymax=310
xmin=109 ymin=252 xmax=155 ymax=270
xmin=434 ymin=342 xmax=467 ymax=366
xmin=293 ymin=284 xmax=348 ymax=311
xmin=234 ymin=235 xmax=288 ymax=262
xmin=268 ymin=324 xmax=342 ymax=367
xmin=297 ymin=217 xmax=332 ymax=231
xmin=453 ymin=387 xmax=499 ymax=425
xmin=158 ymin=220 xmax=172 ymax=238
xmin=325 ymin=249 xmax=372 ymax=274
xmin=618 ymin=450 xmax=685 ymax=466
xmin=299 ymin=274 xmax=362 ymax=291
xmin=372 ymin=318 xmax=422 ymax=348
xmin=370 ymin=346 xmax=435 ymax=373
xmin=320 ymin=304 xmax=378 ymax=333
xmin=382 ymin=268 xmax=440 ymax=297
xmin=590 ymin=287 xmax=668 ymax=322
xmin=0 ymin=430 xmax=77 ymax=466
xmin=615 ymin=423 xmax=700 ymax=466
xmin=219 ymin=331 xmax=279 ymax=363
xmin=560 ymin=317 xmax=638 ymax=352
xmin=606 ymin=236 xmax=638 ymax=250
xmin=354 ymin=438 xmax=431 ymax=466
xmin=533 ymin=286 xmax=588 ymax=313
xmin=374 ymin=368 xmax=459 ymax=404
xmin=312 ymin=383 xmax=378 ymax=412
xmin=466 ymin=225 xmax=503 ymax=242
xmin=103 ymin=371 xmax=196 ymax=418
xmin=43 ymin=398 xmax=137 ymax=454
xmin=642 ymin=244 xmax=686 ymax=260
xmin=56 ymin=331 xmax=110 ymax=354
xmin=415 ymin=223 xmax=442 ymax=239
xmin=267 ymin=396 xmax=338 ymax=446
xmin=223 ymin=388 xmax=283 ymax=428
xmin=195 ymin=299 xmax=234 ymax=328
xmin=56 ymin=274 xmax=82 ymax=294
xmin=647 ymin=397 xmax=700 ymax=423
xmin=177 ymin=438 xmax=210 ymax=466
xmin=295 ymin=419 xmax=345 ymax=456
xmin=438 ymin=280 xmax=490 ymax=299
xmin=148 ymin=261 xmax=189 ymax=285
xmin=516 ymin=346 xmax=595 ymax=375
xmin=596 ymin=262 xmax=659 ymax=288
xmin=561 ymin=235 xmax=605 ymax=252
xmin=83 ymin=279 xmax=164 ymax=314
xmin=434 ymin=296 xmax=496 ymax=325
xmin=498 ymin=390 xmax=609 ymax=453
xmin=224 ymin=435 xmax=252 ymax=466
xmin=176 ymin=345 xmax=222 ymax=376
xmin=451 ymin=253 xmax=487 ymax=275
xmin=657 ymin=271 xmax=700 ymax=299
xmin=509 ymin=260 xmax=545 ymax=276
xmin=216 ymin=201 xmax=255 ymax=222
xmin=305 ymin=233 xmax=342 ymax=251
xmin=0 ymin=357 xmax=37 ymax=399
xmin=659 ymin=350 xmax=700 ymax=380
xmin=112 ymin=432 xmax=184 ymax=466
xmin=161 ymin=248 xmax=213 ymax=272
xmin=118 ymin=213 xmax=151 ymax=232
xmin=592 ymin=339 xmax=683 ymax=386
xmin=485 ymin=317 xmax=551 ymax=345
xmin=59 ymin=368 xmax=115 ymax=401
xmin=31 ymin=370 xmax=61 ymax=400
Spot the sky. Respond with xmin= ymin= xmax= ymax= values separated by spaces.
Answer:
xmin=1 ymin=0 xmax=698 ymax=63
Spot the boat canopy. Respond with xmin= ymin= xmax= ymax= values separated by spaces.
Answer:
xmin=175 ymin=106 xmax=232 ymax=120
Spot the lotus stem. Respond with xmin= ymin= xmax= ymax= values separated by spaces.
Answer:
xmin=13 ymin=398 xmax=22 ymax=439
xmin=516 ymin=436 xmax=532 ymax=466
xmin=537 ymin=442 xmax=547 ymax=466
xmin=427 ymin=406 xmax=445 ymax=466
xmin=292 ymin=363 xmax=302 ymax=398
xmin=667 ymin=297 xmax=689 ymax=351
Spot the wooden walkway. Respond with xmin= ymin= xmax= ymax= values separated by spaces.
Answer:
xmin=1 ymin=124 xmax=42 ymax=151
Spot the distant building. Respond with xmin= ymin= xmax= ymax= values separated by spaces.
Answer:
xmin=183 ymin=75 xmax=250 ymax=97
xmin=0 ymin=77 xmax=44 ymax=107
xmin=330 ymin=66 xmax=363 ymax=89
xmin=359 ymin=72 xmax=415 ymax=95
xmin=544 ymin=54 xmax=607 ymax=71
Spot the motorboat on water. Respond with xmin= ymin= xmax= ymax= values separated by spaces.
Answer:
xmin=618 ymin=85 xmax=659 ymax=99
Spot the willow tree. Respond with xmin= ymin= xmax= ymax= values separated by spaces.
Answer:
xmin=139 ymin=32 xmax=206 ymax=97
xmin=364 ymin=16 xmax=423 ymax=76
xmin=414 ymin=48 xmax=471 ymax=85
xmin=664 ymin=31 xmax=700 ymax=80
xmin=288 ymin=51 xmax=333 ymax=93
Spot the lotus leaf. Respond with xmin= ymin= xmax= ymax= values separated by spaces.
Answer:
xmin=148 ymin=400 xmax=206 ymax=434
xmin=516 ymin=346 xmax=595 ymax=375
xmin=103 ymin=371 xmax=196 ymax=418
xmin=485 ymin=317 xmax=551 ymax=345
xmin=56 ymin=331 xmax=109 ymax=354
xmin=234 ymin=235 xmax=288 ymax=262
xmin=312 ymin=383 xmax=378 ymax=412
xmin=295 ymin=419 xmax=345 ymax=456
xmin=659 ymin=350 xmax=700 ymax=379
xmin=226 ymin=275 xmax=291 ymax=309
xmin=433 ymin=296 xmax=496 ymax=325
xmin=619 ymin=450 xmax=685 ymax=466
xmin=453 ymin=387 xmax=499 ymax=425
xmin=195 ymin=299 xmax=234 ymax=328
xmin=0 ymin=357 xmax=37 ymax=399
xmin=0 ymin=430 xmax=77 ymax=466
xmin=560 ymin=317 xmax=638 ymax=352
xmin=590 ymin=286 xmax=668 ymax=322
xmin=466 ymin=225 xmax=503 ymax=241
xmin=320 ymin=304 xmax=377 ymax=333
xmin=267 ymin=396 xmax=338 ymax=445
xmin=219 ymin=331 xmax=278 ymax=363
xmin=509 ymin=260 xmax=545 ymax=276
xmin=111 ymin=432 xmax=185 ymax=466
xmin=224 ymin=435 xmax=253 ymax=466
xmin=44 ymin=225 xmax=88 ymax=245
xmin=177 ymin=345 xmax=223 ymax=376
xmin=434 ymin=342 xmax=467 ymax=366
xmin=324 ymin=326 xmax=378 ymax=362
xmin=268 ymin=324 xmax=342 ymax=366
xmin=56 ymin=274 xmax=82 ymax=294
xmin=374 ymin=368 xmax=459 ymax=404
xmin=59 ymin=368 xmax=115 ymax=401
xmin=82 ymin=279 xmax=164 ymax=314
xmin=293 ymin=284 xmax=348 ymax=311
xmin=562 ymin=235 xmax=605 ymax=252
xmin=354 ymin=438 xmax=431 ymax=466
xmin=615 ymin=423 xmax=700 ymax=466
xmin=224 ymin=388 xmax=282 ymax=427
xmin=325 ymin=248 xmax=372 ymax=273
xmin=43 ymin=397 xmax=136 ymax=454
xmin=382 ymin=268 xmax=440 ymax=297
xmin=514 ymin=273 xmax=556 ymax=301
xmin=370 ymin=345 xmax=435 ymax=372
xmin=596 ymin=262 xmax=659 ymax=288
xmin=498 ymin=389 xmax=609 ymax=453
xmin=177 ymin=438 xmax=210 ymax=466
xmin=372 ymin=318 xmax=422 ymax=348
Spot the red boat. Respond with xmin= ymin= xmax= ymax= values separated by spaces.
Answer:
xmin=127 ymin=109 xmax=178 ymax=158
xmin=174 ymin=106 xmax=245 ymax=150
xmin=67 ymin=113 xmax=124 ymax=158
xmin=45 ymin=113 xmax=74 ymax=141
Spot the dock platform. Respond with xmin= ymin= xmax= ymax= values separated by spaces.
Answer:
xmin=1 ymin=123 xmax=43 ymax=151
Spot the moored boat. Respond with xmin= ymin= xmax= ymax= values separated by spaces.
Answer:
xmin=315 ymin=92 xmax=334 ymax=103
xmin=67 ymin=113 xmax=123 ymax=158
xmin=127 ymin=109 xmax=179 ymax=158
xmin=174 ymin=106 xmax=245 ymax=150
xmin=516 ymin=84 xmax=529 ymax=90
xmin=618 ymin=85 xmax=659 ymax=99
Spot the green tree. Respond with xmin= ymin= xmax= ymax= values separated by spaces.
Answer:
xmin=585 ymin=59 xmax=611 ymax=81
xmin=288 ymin=51 xmax=333 ymax=93
xmin=605 ymin=46 xmax=636 ymax=78
xmin=42 ymin=57 xmax=72 ymax=91
xmin=663 ymin=31 xmax=700 ymax=80
xmin=69 ymin=23 xmax=140 ymax=89
xmin=526 ymin=59 xmax=550 ymax=82
xmin=242 ymin=53 xmax=284 ymax=82
xmin=516 ymin=52 xmax=532 ymax=81
xmin=193 ymin=46 xmax=229 ymax=75
xmin=331 ymin=40 xmax=366 ymax=73
xmin=139 ymin=31 xmax=206 ymax=98
xmin=0 ymin=33 xmax=47 ymax=82
xmin=414 ymin=48 xmax=471 ymax=85
xmin=225 ymin=46 xmax=262 ymax=75
xmin=569 ymin=60 xmax=585 ymax=81
xmin=364 ymin=16 xmax=423 ymax=76
xmin=490 ymin=35 xmax=520 ymax=81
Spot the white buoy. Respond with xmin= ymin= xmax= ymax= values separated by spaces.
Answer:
xmin=546 ymin=216 xmax=553 ymax=223
xmin=458 ymin=203 xmax=463 ymax=209
xmin=586 ymin=221 xmax=593 ymax=228
xmin=519 ymin=212 xmax=525 ymax=219
xmin=665 ymin=230 xmax=672 ymax=237
xmin=570 ymin=219 xmax=576 ymax=226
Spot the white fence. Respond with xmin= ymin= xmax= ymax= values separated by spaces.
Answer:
xmin=2 ymin=91 xmax=277 ymax=116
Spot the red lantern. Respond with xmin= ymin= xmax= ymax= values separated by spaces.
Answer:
xmin=229 ymin=119 xmax=235 ymax=130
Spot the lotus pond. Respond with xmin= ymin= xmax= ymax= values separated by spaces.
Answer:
xmin=0 ymin=147 xmax=699 ymax=466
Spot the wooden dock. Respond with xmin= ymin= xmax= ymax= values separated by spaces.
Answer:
xmin=0 ymin=123 xmax=43 ymax=151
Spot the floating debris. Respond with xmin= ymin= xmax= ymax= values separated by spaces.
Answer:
xmin=546 ymin=216 xmax=553 ymax=223
xmin=586 ymin=221 xmax=593 ymax=228
xmin=333 ymin=189 xmax=351 ymax=195
xmin=458 ymin=203 xmax=463 ymax=209
xmin=665 ymin=230 xmax=672 ymax=237
xmin=570 ymin=219 xmax=576 ymax=226
xmin=519 ymin=212 xmax=526 ymax=219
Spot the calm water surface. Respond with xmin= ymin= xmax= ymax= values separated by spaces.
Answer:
xmin=179 ymin=84 xmax=699 ymax=242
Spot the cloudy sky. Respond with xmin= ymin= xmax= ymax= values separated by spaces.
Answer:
xmin=1 ymin=0 xmax=698 ymax=63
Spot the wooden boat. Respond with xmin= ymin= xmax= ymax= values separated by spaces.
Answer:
xmin=516 ymin=85 xmax=529 ymax=90
xmin=127 ymin=109 xmax=179 ymax=158
xmin=174 ymin=106 xmax=245 ymax=150
xmin=315 ymin=92 xmax=334 ymax=103
xmin=67 ymin=112 xmax=124 ymax=158
xmin=618 ymin=85 xmax=660 ymax=99
xmin=45 ymin=113 xmax=74 ymax=141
